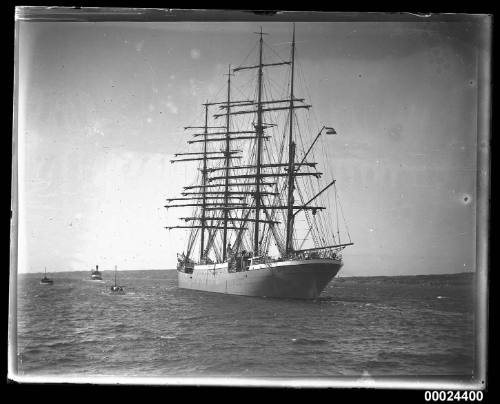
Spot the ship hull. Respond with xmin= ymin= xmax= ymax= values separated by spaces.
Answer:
xmin=177 ymin=259 xmax=342 ymax=299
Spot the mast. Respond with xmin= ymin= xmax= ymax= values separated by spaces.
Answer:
xmin=222 ymin=65 xmax=232 ymax=261
xmin=114 ymin=265 xmax=117 ymax=287
xmin=253 ymin=28 xmax=265 ymax=256
xmin=199 ymin=103 xmax=209 ymax=262
xmin=285 ymin=24 xmax=296 ymax=255
xmin=168 ymin=104 xmax=247 ymax=262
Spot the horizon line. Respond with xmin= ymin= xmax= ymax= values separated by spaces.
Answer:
xmin=18 ymin=269 xmax=475 ymax=277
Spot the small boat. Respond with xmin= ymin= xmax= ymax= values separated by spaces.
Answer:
xmin=40 ymin=267 xmax=54 ymax=285
xmin=109 ymin=265 xmax=125 ymax=294
xmin=90 ymin=264 xmax=102 ymax=280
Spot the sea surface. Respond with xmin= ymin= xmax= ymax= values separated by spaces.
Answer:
xmin=14 ymin=270 xmax=476 ymax=379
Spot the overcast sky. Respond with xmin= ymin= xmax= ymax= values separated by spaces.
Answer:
xmin=15 ymin=17 xmax=488 ymax=275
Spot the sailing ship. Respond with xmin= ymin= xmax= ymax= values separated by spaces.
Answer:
xmin=40 ymin=267 xmax=54 ymax=285
xmin=90 ymin=264 xmax=102 ymax=280
xmin=109 ymin=265 xmax=125 ymax=294
xmin=165 ymin=25 xmax=353 ymax=299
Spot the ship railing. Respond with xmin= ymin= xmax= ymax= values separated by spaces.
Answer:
xmin=250 ymin=256 xmax=287 ymax=266
xmin=293 ymin=249 xmax=343 ymax=261
xmin=250 ymin=256 xmax=273 ymax=265
xmin=199 ymin=257 xmax=214 ymax=265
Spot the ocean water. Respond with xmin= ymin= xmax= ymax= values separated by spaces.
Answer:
xmin=14 ymin=270 xmax=475 ymax=379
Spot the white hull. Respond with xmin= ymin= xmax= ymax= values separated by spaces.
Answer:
xmin=178 ymin=258 xmax=342 ymax=299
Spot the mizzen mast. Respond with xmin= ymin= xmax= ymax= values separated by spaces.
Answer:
xmin=253 ymin=28 xmax=265 ymax=257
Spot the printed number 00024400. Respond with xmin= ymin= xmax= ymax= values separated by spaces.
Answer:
xmin=424 ymin=391 xmax=483 ymax=401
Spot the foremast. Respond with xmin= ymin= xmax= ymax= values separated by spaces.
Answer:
xmin=253 ymin=29 xmax=265 ymax=257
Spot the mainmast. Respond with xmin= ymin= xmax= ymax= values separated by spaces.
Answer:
xmin=253 ymin=28 xmax=265 ymax=256
xmin=222 ymin=65 xmax=233 ymax=261
xmin=285 ymin=24 xmax=296 ymax=255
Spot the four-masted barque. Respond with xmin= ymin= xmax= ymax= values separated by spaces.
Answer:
xmin=166 ymin=25 xmax=353 ymax=299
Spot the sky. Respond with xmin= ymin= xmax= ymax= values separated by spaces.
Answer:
xmin=15 ymin=17 xmax=488 ymax=275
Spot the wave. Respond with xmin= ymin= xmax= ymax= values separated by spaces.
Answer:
xmin=315 ymin=296 xmax=378 ymax=304
xmin=290 ymin=338 xmax=329 ymax=346
xmin=377 ymin=350 xmax=473 ymax=367
xmin=365 ymin=359 xmax=401 ymax=370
